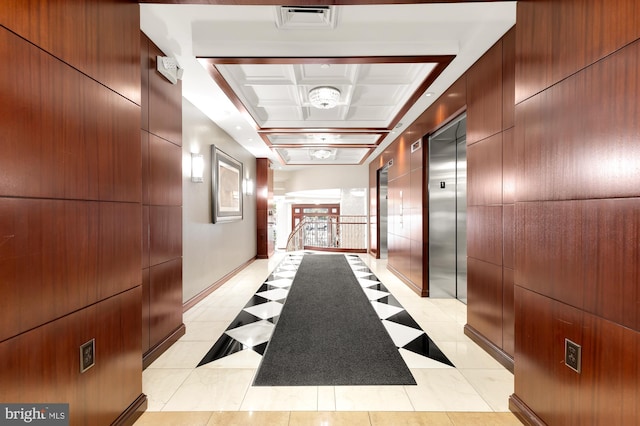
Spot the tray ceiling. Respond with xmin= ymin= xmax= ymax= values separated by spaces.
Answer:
xmin=199 ymin=56 xmax=451 ymax=165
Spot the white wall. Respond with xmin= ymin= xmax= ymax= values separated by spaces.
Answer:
xmin=182 ymin=99 xmax=257 ymax=302
xmin=283 ymin=165 xmax=368 ymax=192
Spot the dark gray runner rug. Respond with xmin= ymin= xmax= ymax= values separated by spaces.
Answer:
xmin=253 ymin=254 xmax=416 ymax=386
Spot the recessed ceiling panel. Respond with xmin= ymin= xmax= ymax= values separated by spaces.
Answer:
xmin=202 ymin=56 xmax=451 ymax=132
xmin=275 ymin=147 xmax=370 ymax=165
xmin=266 ymin=133 xmax=382 ymax=146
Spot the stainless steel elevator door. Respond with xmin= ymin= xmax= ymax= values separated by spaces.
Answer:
xmin=378 ymin=167 xmax=389 ymax=259
xmin=428 ymin=115 xmax=467 ymax=303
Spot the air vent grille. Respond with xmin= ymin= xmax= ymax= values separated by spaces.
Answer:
xmin=275 ymin=5 xmax=337 ymax=30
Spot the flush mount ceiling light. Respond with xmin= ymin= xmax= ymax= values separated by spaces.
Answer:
xmin=308 ymin=86 xmax=341 ymax=109
xmin=311 ymin=149 xmax=333 ymax=160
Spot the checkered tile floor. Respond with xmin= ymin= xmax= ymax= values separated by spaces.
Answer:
xmin=197 ymin=253 xmax=453 ymax=369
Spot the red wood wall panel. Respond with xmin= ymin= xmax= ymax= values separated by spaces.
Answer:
xmin=467 ymin=206 xmax=503 ymax=266
xmin=515 ymin=1 xmax=553 ymax=103
xmin=467 ymin=258 xmax=503 ymax=346
xmin=148 ymin=43 xmax=183 ymax=146
xmin=0 ymin=288 xmax=142 ymax=425
xmin=150 ymin=206 xmax=183 ymax=267
xmin=502 ymin=204 xmax=514 ymax=269
xmin=149 ymin=259 xmax=184 ymax=346
xmin=149 ymin=134 xmax=183 ymax=207
xmin=516 ymin=41 xmax=640 ymax=202
xmin=142 ymin=269 xmax=151 ymax=353
xmin=0 ymin=0 xmax=141 ymax=105
xmin=0 ymin=29 xmax=141 ymax=203
xmin=502 ymin=267 xmax=514 ymax=356
xmin=502 ymin=128 xmax=515 ymax=204
xmin=515 ymin=201 xmax=585 ymax=309
xmin=467 ymin=133 xmax=503 ymax=206
xmin=502 ymin=27 xmax=516 ymax=130
xmin=141 ymin=33 xmax=184 ymax=357
xmin=467 ymin=39 xmax=503 ymax=144
xmin=0 ymin=199 xmax=141 ymax=342
xmin=513 ymin=2 xmax=640 ymax=423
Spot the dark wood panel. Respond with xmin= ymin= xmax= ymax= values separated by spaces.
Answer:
xmin=513 ymin=286 xmax=556 ymax=424
xmin=141 ymin=34 xmax=150 ymax=132
xmin=149 ymin=205 xmax=183 ymax=267
xmin=515 ymin=287 xmax=640 ymax=425
xmin=142 ymin=132 xmax=150 ymax=205
xmin=149 ymin=134 xmax=183 ymax=206
xmin=515 ymin=201 xmax=584 ymax=309
xmin=409 ymin=167 xmax=422 ymax=211
xmin=142 ymin=268 xmax=151 ymax=353
xmin=410 ymin=136 xmax=423 ymax=171
xmin=467 ymin=258 xmax=503 ymax=346
xmin=0 ymin=28 xmax=141 ymax=202
xmin=142 ymin=205 xmax=150 ymax=269
xmin=0 ymin=0 xmax=140 ymax=104
xmin=582 ymin=198 xmax=640 ymax=331
xmin=552 ymin=0 xmax=640 ymax=87
xmin=406 ymin=73 xmax=467 ymax=141
xmin=515 ymin=0 xmax=553 ymax=104
xmin=0 ymin=288 xmax=142 ymax=425
xmin=502 ymin=267 xmax=514 ymax=356
xmin=502 ymin=26 xmax=516 ymax=130
xmin=517 ymin=40 xmax=640 ymax=201
xmin=149 ymin=259 xmax=184 ymax=348
xmin=388 ymin=172 xmax=410 ymax=239
xmin=467 ymin=38 xmax=503 ymax=144
xmin=149 ymin=44 xmax=183 ymax=146
xmin=581 ymin=311 xmax=640 ymax=424
xmin=467 ymin=133 xmax=503 ymax=206
xmin=502 ymin=127 xmax=515 ymax=204
xmin=467 ymin=206 xmax=503 ymax=266
xmin=502 ymin=203 xmax=514 ymax=269
xmin=0 ymin=198 xmax=141 ymax=342
xmin=410 ymin=238 xmax=423 ymax=292
xmin=387 ymin=234 xmax=411 ymax=282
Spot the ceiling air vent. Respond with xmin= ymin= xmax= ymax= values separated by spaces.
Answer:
xmin=275 ymin=5 xmax=338 ymax=30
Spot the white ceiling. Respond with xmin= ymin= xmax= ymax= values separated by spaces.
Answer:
xmin=140 ymin=2 xmax=516 ymax=168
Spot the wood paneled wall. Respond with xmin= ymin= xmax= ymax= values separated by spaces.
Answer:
xmin=511 ymin=1 xmax=640 ymax=424
xmin=0 ymin=1 xmax=145 ymax=424
xmin=465 ymin=28 xmax=516 ymax=368
xmin=141 ymin=33 xmax=185 ymax=367
xmin=369 ymin=77 xmax=466 ymax=296
xmin=256 ymin=158 xmax=275 ymax=259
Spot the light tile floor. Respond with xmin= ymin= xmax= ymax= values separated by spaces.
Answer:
xmin=139 ymin=252 xmax=519 ymax=424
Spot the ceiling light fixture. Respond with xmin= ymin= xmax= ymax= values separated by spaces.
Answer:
xmin=308 ymin=86 xmax=340 ymax=109
xmin=311 ymin=149 xmax=333 ymax=160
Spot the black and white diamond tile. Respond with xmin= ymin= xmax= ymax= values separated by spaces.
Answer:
xmin=345 ymin=254 xmax=454 ymax=368
xmin=196 ymin=253 xmax=302 ymax=367
xmin=197 ymin=252 xmax=453 ymax=369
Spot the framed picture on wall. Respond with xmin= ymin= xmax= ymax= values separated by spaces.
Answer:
xmin=211 ymin=145 xmax=243 ymax=223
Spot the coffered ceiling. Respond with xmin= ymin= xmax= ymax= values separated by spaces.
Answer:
xmin=140 ymin=2 xmax=516 ymax=167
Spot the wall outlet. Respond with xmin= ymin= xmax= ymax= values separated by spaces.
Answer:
xmin=565 ymin=338 xmax=581 ymax=373
xmin=80 ymin=339 xmax=95 ymax=373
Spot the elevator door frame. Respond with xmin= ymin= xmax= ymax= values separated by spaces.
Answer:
xmin=427 ymin=113 xmax=467 ymax=303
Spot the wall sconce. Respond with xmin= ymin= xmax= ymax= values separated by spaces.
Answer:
xmin=191 ymin=153 xmax=204 ymax=183
xmin=243 ymin=178 xmax=254 ymax=195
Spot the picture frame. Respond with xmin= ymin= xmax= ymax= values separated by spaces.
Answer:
xmin=211 ymin=145 xmax=243 ymax=223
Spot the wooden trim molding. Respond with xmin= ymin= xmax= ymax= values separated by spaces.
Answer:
xmin=509 ymin=394 xmax=548 ymax=426
xmin=387 ymin=264 xmax=428 ymax=297
xmin=111 ymin=394 xmax=148 ymax=426
xmin=182 ymin=257 xmax=257 ymax=312
xmin=143 ymin=324 xmax=186 ymax=369
xmin=464 ymin=324 xmax=514 ymax=373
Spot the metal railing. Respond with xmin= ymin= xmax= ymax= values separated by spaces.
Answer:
xmin=286 ymin=215 xmax=367 ymax=252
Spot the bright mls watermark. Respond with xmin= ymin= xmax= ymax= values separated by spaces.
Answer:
xmin=1 ymin=404 xmax=68 ymax=425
